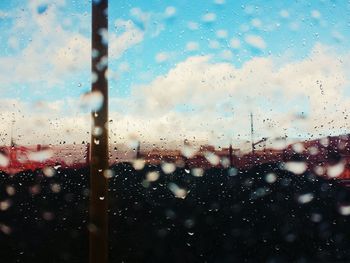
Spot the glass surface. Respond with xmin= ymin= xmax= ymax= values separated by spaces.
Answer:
xmin=1 ymin=0 xmax=350 ymax=262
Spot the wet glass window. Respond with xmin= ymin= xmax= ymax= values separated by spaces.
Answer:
xmin=1 ymin=0 xmax=350 ymax=262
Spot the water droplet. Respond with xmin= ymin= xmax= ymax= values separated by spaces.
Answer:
xmin=28 ymin=150 xmax=54 ymax=162
xmin=292 ymin=143 xmax=304 ymax=153
xmin=93 ymin=126 xmax=103 ymax=136
xmin=161 ymin=162 xmax=176 ymax=174
xmin=168 ymin=183 xmax=188 ymax=199
xmin=191 ymin=168 xmax=204 ymax=177
xmin=204 ymin=152 xmax=220 ymax=166
xmin=0 ymin=224 xmax=12 ymax=235
xmin=164 ymin=6 xmax=176 ymax=18
xmin=42 ymin=167 xmax=55 ymax=177
xmin=297 ymin=193 xmax=314 ymax=204
xmin=311 ymin=10 xmax=321 ymax=19
xmin=314 ymin=166 xmax=325 ymax=176
xmin=98 ymin=28 xmax=108 ymax=46
xmin=141 ymin=180 xmax=150 ymax=188
xmin=0 ymin=153 xmax=9 ymax=167
xmin=308 ymin=146 xmax=318 ymax=155
xmin=6 ymin=186 xmax=16 ymax=196
xmin=91 ymin=72 xmax=98 ymax=83
xmin=310 ymin=213 xmax=322 ymax=222
xmin=133 ymin=159 xmax=145 ymax=170
xmin=265 ymin=173 xmax=277 ymax=184
xmin=87 ymin=223 xmax=98 ymax=233
xmin=146 ymin=171 xmax=160 ymax=182
xmin=320 ymin=137 xmax=329 ymax=147
xmin=80 ymin=91 xmax=104 ymax=112
xmin=202 ymin=13 xmax=216 ymax=23
xmin=92 ymin=49 xmax=99 ymax=59
xmin=37 ymin=4 xmax=48 ymax=14
xmin=103 ymin=169 xmax=115 ymax=179
xmin=0 ymin=200 xmax=11 ymax=211
xmin=181 ymin=145 xmax=197 ymax=158
xmin=228 ymin=167 xmax=238 ymax=176
xmin=51 ymin=183 xmax=61 ymax=193
xmin=284 ymin=162 xmax=307 ymax=174
xmin=339 ymin=205 xmax=350 ymax=216
xmin=42 ymin=212 xmax=55 ymax=221
xmin=327 ymin=162 xmax=344 ymax=178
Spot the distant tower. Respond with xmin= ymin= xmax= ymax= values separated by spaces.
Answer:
xmin=10 ymin=119 xmax=15 ymax=147
xmin=250 ymin=112 xmax=255 ymax=154
xmin=183 ymin=139 xmax=190 ymax=169
xmin=136 ymin=141 xmax=141 ymax=159
xmin=229 ymin=144 xmax=233 ymax=167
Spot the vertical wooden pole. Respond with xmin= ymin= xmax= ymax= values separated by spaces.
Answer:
xmin=90 ymin=0 xmax=108 ymax=263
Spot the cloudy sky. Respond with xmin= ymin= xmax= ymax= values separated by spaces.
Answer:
xmin=1 ymin=0 xmax=350 ymax=149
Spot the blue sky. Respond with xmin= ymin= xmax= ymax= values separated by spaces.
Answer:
xmin=108 ymin=0 xmax=350 ymax=96
xmin=1 ymin=0 xmax=350 ymax=100
xmin=1 ymin=0 xmax=350 ymax=146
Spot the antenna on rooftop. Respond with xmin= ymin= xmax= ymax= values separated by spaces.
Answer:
xmin=250 ymin=112 xmax=255 ymax=154
xmin=136 ymin=140 xmax=141 ymax=159
xmin=10 ymin=115 xmax=15 ymax=147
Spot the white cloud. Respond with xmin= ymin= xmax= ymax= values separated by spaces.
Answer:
xmin=123 ymin=44 xmax=350 ymax=145
xmin=0 ymin=0 xmax=147 ymax=89
xmin=130 ymin=7 xmax=151 ymax=26
xmin=245 ymin=34 xmax=267 ymax=49
xmin=110 ymin=19 xmax=144 ymax=59
xmin=0 ymin=1 xmax=90 ymax=88
xmin=129 ymin=7 xmax=165 ymax=38
xmin=1 ymin=5 xmax=349 ymax=151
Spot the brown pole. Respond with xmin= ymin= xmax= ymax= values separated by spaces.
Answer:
xmin=90 ymin=0 xmax=108 ymax=263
